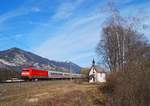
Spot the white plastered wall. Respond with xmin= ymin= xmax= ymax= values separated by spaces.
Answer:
xmin=96 ymin=73 xmax=106 ymax=83
xmin=89 ymin=67 xmax=96 ymax=83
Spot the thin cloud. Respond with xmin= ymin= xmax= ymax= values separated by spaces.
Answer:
xmin=29 ymin=21 xmax=48 ymax=26
xmin=31 ymin=6 xmax=41 ymax=12
xmin=52 ymin=0 xmax=85 ymax=20
xmin=34 ymin=12 xmax=104 ymax=66
xmin=0 ymin=1 xmax=43 ymax=24
xmin=0 ymin=7 xmax=28 ymax=24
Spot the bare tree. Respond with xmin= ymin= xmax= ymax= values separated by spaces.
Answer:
xmin=96 ymin=5 xmax=147 ymax=72
xmin=96 ymin=2 xmax=150 ymax=106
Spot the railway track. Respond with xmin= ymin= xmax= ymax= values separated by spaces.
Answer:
xmin=0 ymin=78 xmax=78 ymax=83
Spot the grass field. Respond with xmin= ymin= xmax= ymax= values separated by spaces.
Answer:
xmin=0 ymin=80 xmax=105 ymax=106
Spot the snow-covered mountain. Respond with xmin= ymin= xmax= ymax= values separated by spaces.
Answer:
xmin=0 ymin=47 xmax=81 ymax=73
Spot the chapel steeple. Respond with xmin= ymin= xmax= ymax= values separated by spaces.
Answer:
xmin=92 ymin=58 xmax=95 ymax=67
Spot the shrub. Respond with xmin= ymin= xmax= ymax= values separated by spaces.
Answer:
xmin=104 ymin=69 xmax=150 ymax=106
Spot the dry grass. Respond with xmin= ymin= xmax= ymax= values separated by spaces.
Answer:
xmin=0 ymin=80 xmax=106 ymax=106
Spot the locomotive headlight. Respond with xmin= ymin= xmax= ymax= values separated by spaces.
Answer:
xmin=21 ymin=72 xmax=29 ymax=75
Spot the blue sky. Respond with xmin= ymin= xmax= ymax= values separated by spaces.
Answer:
xmin=0 ymin=0 xmax=150 ymax=67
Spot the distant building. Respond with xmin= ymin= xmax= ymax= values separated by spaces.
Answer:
xmin=89 ymin=59 xmax=106 ymax=83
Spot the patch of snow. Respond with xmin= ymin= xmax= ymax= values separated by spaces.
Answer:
xmin=65 ymin=61 xmax=71 ymax=63
xmin=0 ymin=59 xmax=16 ymax=66
xmin=13 ymin=54 xmax=27 ymax=65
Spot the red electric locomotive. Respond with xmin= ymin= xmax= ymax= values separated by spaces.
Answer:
xmin=21 ymin=67 xmax=48 ymax=80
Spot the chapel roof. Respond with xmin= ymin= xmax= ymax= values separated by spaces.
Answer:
xmin=94 ymin=65 xmax=106 ymax=73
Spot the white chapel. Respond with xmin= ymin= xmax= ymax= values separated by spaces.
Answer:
xmin=89 ymin=59 xmax=106 ymax=83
